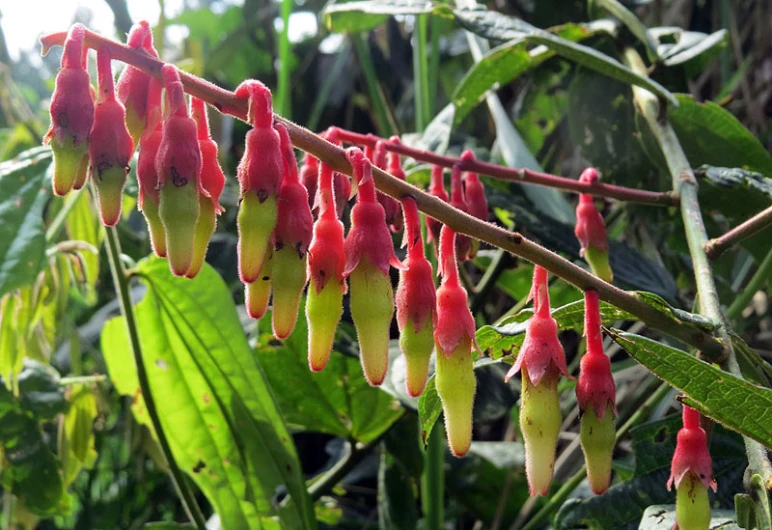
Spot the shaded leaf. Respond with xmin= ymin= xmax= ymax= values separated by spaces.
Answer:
xmin=101 ymin=259 xmax=315 ymax=529
xmin=453 ymin=10 xmax=678 ymax=106
xmin=58 ymin=385 xmax=98 ymax=486
xmin=0 ymin=147 xmax=51 ymax=298
xmin=256 ymin=305 xmax=403 ymax=444
xmin=555 ymin=414 xmax=744 ymax=529
xmin=594 ymin=0 xmax=658 ymax=60
xmin=638 ymin=506 xmax=739 ymax=530
xmin=378 ymin=451 xmax=418 ymax=530
xmin=608 ymin=330 xmax=772 ymax=448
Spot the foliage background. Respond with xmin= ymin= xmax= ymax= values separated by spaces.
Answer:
xmin=0 ymin=0 xmax=770 ymax=528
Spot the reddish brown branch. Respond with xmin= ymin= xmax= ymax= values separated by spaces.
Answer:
xmin=331 ymin=128 xmax=677 ymax=206
xmin=39 ymin=28 xmax=723 ymax=359
xmin=705 ymin=205 xmax=772 ymax=260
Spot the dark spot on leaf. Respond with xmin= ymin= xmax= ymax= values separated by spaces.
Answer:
xmin=192 ymin=460 xmax=206 ymax=473
xmin=653 ymin=427 xmax=668 ymax=444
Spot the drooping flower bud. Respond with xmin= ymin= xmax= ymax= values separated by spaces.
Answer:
xmin=300 ymin=152 xmax=319 ymax=212
xmin=668 ymin=405 xmax=716 ymax=530
xmin=426 ymin=165 xmax=448 ymax=245
xmin=344 ymin=148 xmax=404 ymax=386
xmin=505 ymin=266 xmax=568 ymax=496
xmin=116 ymin=21 xmax=158 ymax=145
xmin=434 ymin=225 xmax=477 ymax=457
xmin=395 ymin=198 xmax=436 ymax=397
xmin=575 ymin=168 xmax=613 ymax=282
xmin=45 ymin=24 xmax=94 ymax=196
xmin=306 ymin=160 xmax=346 ymax=371
xmin=372 ymin=140 xmax=401 ymax=230
xmin=235 ymin=80 xmax=283 ymax=283
xmin=272 ymin=124 xmax=313 ymax=339
xmin=155 ymin=65 xmax=204 ymax=276
xmin=136 ymin=78 xmax=166 ymax=257
xmin=450 ymin=164 xmax=472 ymax=262
xmin=88 ymin=48 xmax=134 ymax=227
xmin=461 ymin=150 xmax=488 ymax=258
xmin=185 ymin=97 xmax=225 ymax=278
xmin=576 ymin=290 xmax=616 ymax=494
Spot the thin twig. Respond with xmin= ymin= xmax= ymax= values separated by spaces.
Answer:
xmin=39 ymin=29 xmax=724 ymax=361
xmin=332 ymin=128 xmax=677 ymax=206
xmin=705 ymin=205 xmax=772 ymax=260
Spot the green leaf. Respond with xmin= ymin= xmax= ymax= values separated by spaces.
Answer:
xmin=0 ymin=376 xmax=67 ymax=516
xmin=256 ymin=304 xmax=403 ymax=444
xmin=556 ymin=414 xmax=745 ymax=529
xmin=642 ymin=95 xmax=772 ymax=176
xmin=656 ymin=29 xmax=728 ymax=72
xmin=696 ymin=166 xmax=772 ymax=263
xmin=0 ymin=147 xmax=52 ymax=298
xmin=59 ymin=385 xmax=98 ymax=486
xmin=594 ymin=0 xmax=658 ymax=61
xmin=324 ymin=0 xmax=453 ymax=33
xmin=453 ymin=10 xmax=678 ymax=107
xmin=101 ymin=258 xmax=316 ymax=530
xmin=378 ymin=451 xmax=419 ymax=530
xmin=608 ymin=330 xmax=772 ymax=448
xmin=64 ymin=189 xmax=103 ymax=305
xmin=16 ymin=359 xmax=67 ymax=420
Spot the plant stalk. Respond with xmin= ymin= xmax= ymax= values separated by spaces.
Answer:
xmin=705 ymin=205 xmax=772 ymax=260
xmin=421 ymin=425 xmax=445 ymax=530
xmin=103 ymin=225 xmax=207 ymax=529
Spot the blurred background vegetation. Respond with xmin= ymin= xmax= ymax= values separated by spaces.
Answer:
xmin=0 ymin=0 xmax=770 ymax=528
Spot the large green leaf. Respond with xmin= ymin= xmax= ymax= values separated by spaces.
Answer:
xmin=453 ymin=10 xmax=677 ymax=106
xmin=475 ymin=291 xmax=716 ymax=360
xmin=640 ymin=94 xmax=772 ymax=176
xmin=608 ymin=330 xmax=772 ymax=449
xmin=593 ymin=0 xmax=658 ymax=60
xmin=0 ymin=147 xmax=51 ymax=298
xmin=555 ymin=414 xmax=744 ymax=529
xmin=0 ymin=367 xmax=67 ymax=516
xmin=255 ymin=304 xmax=403 ymax=444
xmin=101 ymin=258 xmax=315 ymax=530
xmin=452 ymin=20 xmax=614 ymax=125
xmin=378 ymin=451 xmax=419 ymax=530
xmin=64 ymin=189 xmax=103 ymax=305
xmin=696 ymin=166 xmax=772 ymax=263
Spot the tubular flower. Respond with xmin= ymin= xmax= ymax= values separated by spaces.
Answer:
xmin=395 ymin=198 xmax=436 ymax=397
xmin=300 ymin=152 xmax=319 ymax=212
xmin=45 ymin=24 xmax=94 ymax=196
xmin=450 ymin=164 xmax=472 ymax=262
xmin=575 ymin=168 xmax=613 ymax=282
xmin=155 ymin=65 xmax=204 ymax=276
xmin=372 ymin=140 xmax=401 ymax=230
xmin=576 ymin=290 xmax=616 ymax=494
xmin=505 ymin=266 xmax=568 ymax=496
xmin=235 ymin=80 xmax=283 ymax=283
xmin=344 ymin=148 xmax=404 ymax=386
xmin=271 ymin=124 xmax=313 ymax=339
xmin=186 ymin=97 xmax=225 ymax=278
xmin=426 ymin=165 xmax=448 ymax=245
xmin=434 ymin=225 xmax=477 ymax=457
xmin=88 ymin=48 xmax=134 ymax=226
xmin=136 ymin=78 xmax=166 ymax=257
xmin=115 ymin=21 xmax=158 ymax=145
xmin=460 ymin=150 xmax=488 ymax=258
xmin=385 ymin=139 xmax=406 ymax=231
xmin=305 ymin=159 xmax=346 ymax=372
xmin=669 ymin=405 xmax=716 ymax=530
